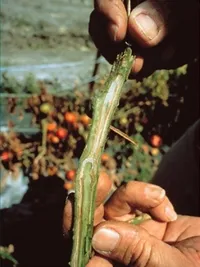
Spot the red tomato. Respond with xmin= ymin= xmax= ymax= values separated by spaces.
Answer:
xmin=47 ymin=121 xmax=57 ymax=132
xmin=150 ymin=135 xmax=162 ymax=148
xmin=66 ymin=170 xmax=76 ymax=181
xmin=48 ymin=134 xmax=60 ymax=144
xmin=64 ymin=112 xmax=77 ymax=124
xmin=80 ymin=114 xmax=91 ymax=126
xmin=0 ymin=151 xmax=12 ymax=162
xmin=63 ymin=181 xmax=74 ymax=190
xmin=101 ymin=153 xmax=110 ymax=162
xmin=56 ymin=128 xmax=68 ymax=140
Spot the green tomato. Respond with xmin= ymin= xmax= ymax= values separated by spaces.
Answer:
xmin=119 ymin=117 xmax=128 ymax=126
xmin=40 ymin=103 xmax=53 ymax=114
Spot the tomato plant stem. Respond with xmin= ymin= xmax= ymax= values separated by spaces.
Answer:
xmin=70 ymin=48 xmax=134 ymax=267
xmin=34 ymin=119 xmax=47 ymax=164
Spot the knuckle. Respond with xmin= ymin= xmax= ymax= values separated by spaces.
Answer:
xmin=129 ymin=239 xmax=155 ymax=267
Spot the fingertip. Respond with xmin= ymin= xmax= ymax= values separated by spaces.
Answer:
xmin=108 ymin=19 xmax=127 ymax=42
xmin=104 ymin=181 xmax=167 ymax=221
xmin=128 ymin=1 xmax=168 ymax=47
xmin=63 ymin=194 xmax=74 ymax=233
xmin=144 ymin=184 xmax=166 ymax=203
xmin=108 ymin=24 xmax=119 ymax=42
xmin=95 ymin=0 xmax=127 ymax=42
xmin=150 ymin=197 xmax=178 ymax=223
xmin=131 ymin=55 xmax=144 ymax=74
xmin=164 ymin=206 xmax=178 ymax=222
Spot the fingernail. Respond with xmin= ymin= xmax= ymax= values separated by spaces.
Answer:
xmin=135 ymin=13 xmax=159 ymax=40
xmin=165 ymin=206 xmax=177 ymax=221
xmin=92 ymin=228 xmax=120 ymax=254
xmin=109 ymin=24 xmax=118 ymax=42
xmin=145 ymin=185 xmax=165 ymax=200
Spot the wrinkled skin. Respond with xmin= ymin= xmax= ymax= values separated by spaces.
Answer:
xmin=63 ymin=173 xmax=200 ymax=267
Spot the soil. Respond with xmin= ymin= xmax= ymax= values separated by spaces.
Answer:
xmin=1 ymin=0 xmax=108 ymax=86
xmin=1 ymin=0 xmax=94 ymax=53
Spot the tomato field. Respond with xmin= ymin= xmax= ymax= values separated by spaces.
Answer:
xmin=0 ymin=1 xmax=199 ymax=266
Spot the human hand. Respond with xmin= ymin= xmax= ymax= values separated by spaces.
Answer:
xmin=86 ymin=181 xmax=200 ymax=267
xmin=63 ymin=172 xmax=172 ymax=234
xmin=63 ymin=173 xmax=200 ymax=267
xmin=89 ymin=0 xmax=199 ymax=78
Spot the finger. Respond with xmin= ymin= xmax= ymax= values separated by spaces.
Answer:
xmin=89 ymin=10 xmax=126 ymax=64
xmin=89 ymin=9 xmax=159 ymax=77
xmin=132 ymin=12 xmax=199 ymax=78
xmin=105 ymin=181 xmax=177 ymax=222
xmin=128 ymin=0 xmax=193 ymax=48
xmin=94 ymin=204 xmax=104 ymax=226
xmin=150 ymin=196 xmax=177 ymax=222
xmin=131 ymin=55 xmax=144 ymax=74
xmin=63 ymin=171 xmax=112 ymax=233
xmin=91 ymin=0 xmax=198 ymax=78
xmin=128 ymin=0 xmax=198 ymax=76
xmin=128 ymin=0 xmax=168 ymax=47
xmin=87 ymin=254 xmax=113 ymax=267
xmin=94 ymin=0 xmax=127 ymax=42
xmin=89 ymin=9 xmax=143 ymax=75
xmin=63 ymin=192 xmax=74 ymax=236
xmin=96 ymin=171 xmax=112 ymax=207
xmin=92 ymin=221 xmax=190 ymax=267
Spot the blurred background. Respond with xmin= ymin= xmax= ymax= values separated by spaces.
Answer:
xmin=0 ymin=1 xmax=199 ymax=266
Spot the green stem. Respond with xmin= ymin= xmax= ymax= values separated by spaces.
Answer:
xmin=34 ymin=119 xmax=47 ymax=165
xmin=70 ymin=48 xmax=134 ymax=267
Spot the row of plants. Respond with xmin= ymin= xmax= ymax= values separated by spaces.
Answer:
xmin=0 ymin=65 xmax=187 ymax=187
xmin=0 ymin=64 xmax=188 ymax=265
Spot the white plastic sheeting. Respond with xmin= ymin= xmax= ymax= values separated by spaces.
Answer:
xmin=0 ymin=169 xmax=29 ymax=209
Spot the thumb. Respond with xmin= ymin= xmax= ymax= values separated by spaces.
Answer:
xmin=128 ymin=0 xmax=195 ymax=48
xmin=92 ymin=221 xmax=189 ymax=267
